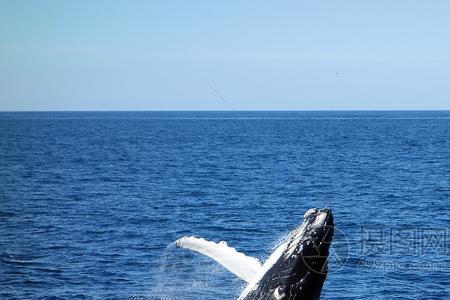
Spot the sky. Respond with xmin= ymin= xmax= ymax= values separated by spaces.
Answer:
xmin=1 ymin=0 xmax=449 ymax=111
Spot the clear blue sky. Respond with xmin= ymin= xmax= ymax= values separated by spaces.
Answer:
xmin=1 ymin=0 xmax=449 ymax=110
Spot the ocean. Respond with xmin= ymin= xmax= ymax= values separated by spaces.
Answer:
xmin=1 ymin=111 xmax=449 ymax=299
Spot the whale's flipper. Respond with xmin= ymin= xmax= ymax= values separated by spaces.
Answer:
xmin=175 ymin=236 xmax=262 ymax=283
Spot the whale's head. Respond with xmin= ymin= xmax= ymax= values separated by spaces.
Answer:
xmin=241 ymin=208 xmax=334 ymax=300
xmin=272 ymin=207 xmax=334 ymax=299
xmin=272 ymin=208 xmax=334 ymax=299
xmin=286 ymin=208 xmax=334 ymax=269
xmin=297 ymin=208 xmax=333 ymax=264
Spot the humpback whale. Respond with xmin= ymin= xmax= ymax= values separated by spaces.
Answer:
xmin=176 ymin=208 xmax=334 ymax=300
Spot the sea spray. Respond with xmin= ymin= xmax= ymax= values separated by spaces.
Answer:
xmin=153 ymin=242 xmax=237 ymax=299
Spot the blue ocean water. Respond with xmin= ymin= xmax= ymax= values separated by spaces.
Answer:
xmin=1 ymin=111 xmax=449 ymax=299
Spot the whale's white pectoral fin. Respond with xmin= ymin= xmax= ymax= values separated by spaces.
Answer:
xmin=175 ymin=236 xmax=262 ymax=283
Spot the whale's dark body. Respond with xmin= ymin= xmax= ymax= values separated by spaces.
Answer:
xmin=176 ymin=208 xmax=334 ymax=300
xmin=240 ymin=208 xmax=333 ymax=300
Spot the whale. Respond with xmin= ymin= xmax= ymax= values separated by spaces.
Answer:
xmin=175 ymin=208 xmax=334 ymax=300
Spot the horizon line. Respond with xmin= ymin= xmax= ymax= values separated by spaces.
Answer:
xmin=2 ymin=109 xmax=450 ymax=113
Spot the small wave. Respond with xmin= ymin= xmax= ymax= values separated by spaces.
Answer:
xmin=1 ymin=253 xmax=44 ymax=266
xmin=0 ymin=211 xmax=15 ymax=218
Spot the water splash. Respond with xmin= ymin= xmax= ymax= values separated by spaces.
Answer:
xmin=152 ymin=241 xmax=242 ymax=300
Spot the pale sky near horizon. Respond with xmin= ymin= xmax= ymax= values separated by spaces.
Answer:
xmin=1 ymin=1 xmax=450 ymax=111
